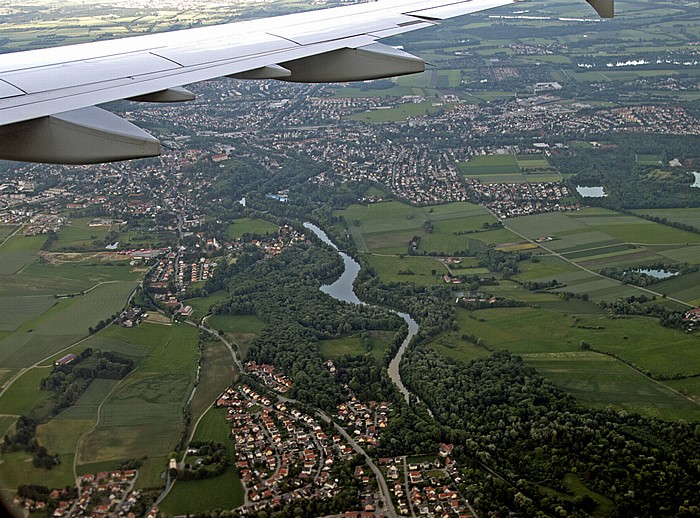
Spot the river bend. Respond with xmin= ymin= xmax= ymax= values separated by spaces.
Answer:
xmin=304 ymin=223 xmax=417 ymax=402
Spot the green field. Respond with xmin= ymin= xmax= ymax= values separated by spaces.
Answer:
xmin=77 ymin=323 xmax=198 ymax=465
xmin=0 ymin=259 xmax=139 ymax=297
xmin=346 ymin=101 xmax=453 ymax=123
xmin=0 ymin=282 xmax=137 ymax=369
xmin=337 ymin=201 xmax=518 ymax=255
xmin=635 ymin=208 xmax=700 ymax=231
xmin=363 ymin=254 xmax=449 ymax=285
xmin=227 ymin=218 xmax=278 ymax=239
xmin=206 ymin=314 xmax=264 ymax=358
xmin=0 ymin=225 xmax=18 ymax=242
xmin=0 ymin=366 xmax=54 ymax=417
xmin=503 ymin=209 xmax=700 ymax=303
xmin=188 ymin=340 xmax=237 ymax=424
xmin=527 ymin=352 xmax=700 ymax=421
xmin=431 ymin=305 xmax=700 ymax=420
xmin=458 ymin=154 xmax=521 ymax=176
xmin=183 ymin=290 xmax=230 ymax=318
xmin=0 ymin=234 xmax=45 ymax=275
xmin=319 ymin=330 xmax=396 ymax=361
xmin=160 ymin=407 xmax=244 ymax=515
xmin=636 ymin=154 xmax=664 ymax=166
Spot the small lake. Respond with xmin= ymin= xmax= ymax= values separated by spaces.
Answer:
xmin=632 ymin=268 xmax=678 ymax=279
xmin=576 ymin=185 xmax=607 ymax=197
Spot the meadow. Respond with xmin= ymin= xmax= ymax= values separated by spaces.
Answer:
xmin=206 ymin=315 xmax=265 ymax=357
xmin=434 ymin=305 xmax=700 ymax=421
xmin=227 ymin=217 xmax=279 ymax=239
xmin=183 ymin=290 xmax=230 ymax=318
xmin=363 ymin=255 xmax=450 ymax=285
xmin=336 ymin=201 xmax=518 ymax=255
xmin=318 ymin=330 xmax=396 ymax=362
xmin=188 ymin=340 xmax=238 ymax=425
xmin=160 ymin=407 xmax=244 ymax=515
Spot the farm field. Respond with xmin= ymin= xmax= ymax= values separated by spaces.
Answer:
xmin=0 ymin=234 xmax=45 ymax=275
xmin=0 ymin=321 xmax=199 ymax=490
xmin=76 ymin=323 xmax=198 ymax=466
xmin=0 ymin=257 xmax=139 ymax=297
xmin=504 ymin=209 xmax=700 ymax=303
xmin=439 ymin=305 xmax=700 ymax=420
xmin=336 ymin=201 xmax=520 ymax=255
xmin=0 ymin=281 xmax=138 ymax=369
xmin=227 ymin=217 xmax=279 ymax=239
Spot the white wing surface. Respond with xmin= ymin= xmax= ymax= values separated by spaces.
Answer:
xmin=0 ymin=0 xmax=613 ymax=164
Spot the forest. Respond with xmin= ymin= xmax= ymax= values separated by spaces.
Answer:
xmin=402 ymin=349 xmax=700 ymax=517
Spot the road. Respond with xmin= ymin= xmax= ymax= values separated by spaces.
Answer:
xmin=316 ymin=410 xmax=397 ymax=518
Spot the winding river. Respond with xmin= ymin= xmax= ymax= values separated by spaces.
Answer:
xmin=303 ymin=223 xmax=418 ymax=402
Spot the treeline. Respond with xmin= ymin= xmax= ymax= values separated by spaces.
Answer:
xmin=521 ymin=279 xmax=566 ymax=291
xmin=40 ymin=348 xmax=134 ymax=414
xmin=457 ymin=296 xmax=525 ymax=311
xmin=599 ymin=294 xmax=686 ymax=329
xmin=1 ymin=416 xmax=59 ymax=469
xmin=402 ymin=349 xmax=700 ymax=517
xmin=626 ymin=209 xmax=700 ymax=235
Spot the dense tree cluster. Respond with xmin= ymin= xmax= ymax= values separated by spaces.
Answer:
xmin=1 ymin=416 xmax=59 ymax=469
xmin=355 ymin=262 xmax=456 ymax=337
xmin=210 ymin=243 xmax=404 ymax=410
xmin=474 ymin=248 xmax=530 ymax=278
xmin=40 ymin=349 xmax=134 ymax=413
xmin=402 ymin=349 xmax=700 ymax=517
xmin=178 ymin=441 xmax=230 ymax=481
xmin=556 ymin=134 xmax=700 ymax=210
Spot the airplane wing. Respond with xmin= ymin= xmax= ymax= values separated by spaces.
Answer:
xmin=0 ymin=0 xmax=613 ymax=164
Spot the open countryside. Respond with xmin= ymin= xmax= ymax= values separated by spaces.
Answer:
xmin=2 ymin=0 xmax=700 ymax=515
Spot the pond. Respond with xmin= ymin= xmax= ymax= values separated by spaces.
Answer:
xmin=631 ymin=268 xmax=678 ymax=280
xmin=576 ymin=185 xmax=606 ymax=197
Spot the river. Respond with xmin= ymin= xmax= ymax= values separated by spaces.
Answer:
xmin=303 ymin=223 xmax=418 ymax=403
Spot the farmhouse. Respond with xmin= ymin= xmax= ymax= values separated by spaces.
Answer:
xmin=683 ymin=308 xmax=700 ymax=322
xmin=54 ymin=353 xmax=76 ymax=366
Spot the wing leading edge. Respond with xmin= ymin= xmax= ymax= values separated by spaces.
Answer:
xmin=0 ymin=0 xmax=613 ymax=164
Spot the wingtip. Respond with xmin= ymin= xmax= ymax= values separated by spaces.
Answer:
xmin=587 ymin=0 xmax=614 ymax=18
